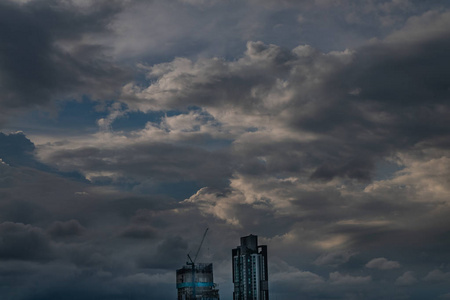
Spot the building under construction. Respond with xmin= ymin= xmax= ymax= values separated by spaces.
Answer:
xmin=176 ymin=263 xmax=220 ymax=300
xmin=176 ymin=228 xmax=220 ymax=300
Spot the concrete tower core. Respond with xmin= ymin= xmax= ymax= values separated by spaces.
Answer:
xmin=176 ymin=263 xmax=220 ymax=300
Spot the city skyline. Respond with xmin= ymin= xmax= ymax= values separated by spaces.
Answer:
xmin=1 ymin=0 xmax=450 ymax=299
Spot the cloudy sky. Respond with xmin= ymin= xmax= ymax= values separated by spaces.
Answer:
xmin=1 ymin=0 xmax=450 ymax=299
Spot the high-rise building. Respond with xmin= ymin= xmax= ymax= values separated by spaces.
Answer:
xmin=232 ymin=235 xmax=269 ymax=300
xmin=176 ymin=263 xmax=220 ymax=300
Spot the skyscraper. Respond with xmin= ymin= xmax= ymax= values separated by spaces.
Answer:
xmin=232 ymin=235 xmax=269 ymax=300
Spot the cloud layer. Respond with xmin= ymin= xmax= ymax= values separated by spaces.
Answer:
xmin=1 ymin=0 xmax=450 ymax=299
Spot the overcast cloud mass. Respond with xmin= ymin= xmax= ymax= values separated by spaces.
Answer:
xmin=1 ymin=0 xmax=450 ymax=299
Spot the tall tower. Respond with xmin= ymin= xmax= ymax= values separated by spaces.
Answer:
xmin=232 ymin=235 xmax=269 ymax=300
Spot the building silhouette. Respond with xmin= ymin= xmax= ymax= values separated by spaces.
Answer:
xmin=176 ymin=263 xmax=220 ymax=300
xmin=232 ymin=235 xmax=269 ymax=300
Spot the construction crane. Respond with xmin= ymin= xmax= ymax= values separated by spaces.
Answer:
xmin=186 ymin=228 xmax=209 ymax=299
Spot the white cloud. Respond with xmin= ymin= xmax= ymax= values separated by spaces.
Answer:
xmin=315 ymin=250 xmax=356 ymax=266
xmin=395 ymin=271 xmax=418 ymax=286
xmin=329 ymin=272 xmax=371 ymax=285
xmin=364 ymin=156 xmax=450 ymax=204
xmin=424 ymin=269 xmax=450 ymax=282
xmin=315 ymin=235 xmax=349 ymax=250
xmin=365 ymin=257 xmax=401 ymax=270
xmin=184 ymin=187 xmax=243 ymax=226
xmin=386 ymin=10 xmax=450 ymax=44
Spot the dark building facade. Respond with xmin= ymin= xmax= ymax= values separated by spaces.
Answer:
xmin=232 ymin=235 xmax=269 ymax=300
xmin=176 ymin=263 xmax=220 ymax=300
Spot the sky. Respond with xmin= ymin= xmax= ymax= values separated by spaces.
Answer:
xmin=1 ymin=0 xmax=450 ymax=299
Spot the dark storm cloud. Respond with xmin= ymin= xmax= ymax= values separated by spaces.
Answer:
xmin=47 ymin=219 xmax=85 ymax=238
xmin=289 ymin=32 xmax=450 ymax=180
xmin=0 ymin=0 xmax=130 ymax=126
xmin=44 ymin=140 xmax=233 ymax=189
xmin=0 ymin=222 xmax=53 ymax=261
xmin=0 ymin=157 xmax=191 ymax=299
xmin=332 ymin=26 xmax=450 ymax=145
xmin=108 ymin=0 xmax=448 ymax=63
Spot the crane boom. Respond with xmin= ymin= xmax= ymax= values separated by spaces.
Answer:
xmin=186 ymin=227 xmax=209 ymax=300
xmin=193 ymin=227 xmax=209 ymax=263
